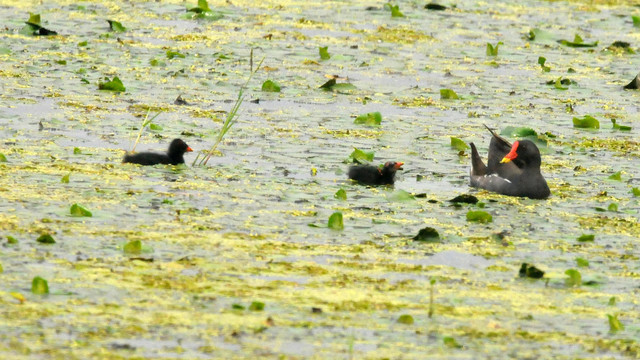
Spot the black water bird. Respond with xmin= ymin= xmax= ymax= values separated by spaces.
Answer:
xmin=469 ymin=126 xmax=550 ymax=199
xmin=348 ymin=161 xmax=404 ymax=186
xmin=123 ymin=138 xmax=193 ymax=166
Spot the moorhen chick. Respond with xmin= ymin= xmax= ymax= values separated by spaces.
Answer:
xmin=123 ymin=138 xmax=193 ymax=166
xmin=469 ymin=125 xmax=550 ymax=199
xmin=348 ymin=161 xmax=404 ymax=185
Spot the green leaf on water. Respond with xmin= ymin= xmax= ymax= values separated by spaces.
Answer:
xmin=440 ymin=89 xmax=459 ymax=100
xmin=443 ymin=336 xmax=462 ymax=349
xmin=611 ymin=119 xmax=631 ymax=131
xmin=576 ymin=257 xmax=589 ymax=267
xmin=450 ymin=137 xmax=469 ymax=151
xmin=149 ymin=123 xmax=163 ymax=131
xmin=486 ymin=41 xmax=503 ymax=56
xmin=188 ymin=0 xmax=212 ymax=12
xmin=608 ymin=203 xmax=618 ymax=212
xmin=553 ymin=77 xmax=568 ymax=90
xmin=107 ymin=20 xmax=126 ymax=32
xmin=389 ymin=190 xmax=415 ymax=202
xmin=249 ymin=301 xmax=265 ymax=311
xmin=328 ymin=212 xmax=344 ymax=230
xmin=538 ymin=56 xmax=550 ymax=72
xmin=632 ymin=187 xmax=640 ymax=197
xmin=565 ymin=269 xmax=582 ymax=287
xmin=413 ymin=227 xmax=440 ymax=242
xmin=166 ymin=50 xmax=186 ymax=59
xmin=319 ymin=78 xmax=336 ymax=90
xmin=78 ymin=41 xmax=88 ymax=47
xmin=349 ymin=148 xmax=374 ymax=163
xmin=608 ymin=314 xmax=624 ymax=333
xmin=558 ymin=34 xmax=598 ymax=48
xmin=608 ymin=171 xmax=621 ymax=181
xmin=7 ymin=236 xmax=18 ymax=244
xmin=334 ymin=189 xmax=347 ymax=200
xmin=36 ymin=234 xmax=55 ymax=244
xmin=73 ymin=147 xmax=82 ymax=155
xmin=123 ymin=240 xmax=142 ymax=254
xmin=31 ymin=276 xmax=49 ymax=295
xmin=572 ymin=115 xmax=599 ymax=129
xmin=150 ymin=59 xmax=166 ymax=67
xmin=98 ymin=77 xmax=126 ymax=92
xmin=319 ymin=46 xmax=330 ymax=60
xmin=231 ymin=303 xmax=245 ymax=310
xmin=633 ymin=15 xmax=640 ymax=28
xmin=354 ymin=112 xmax=382 ymax=126
xmin=608 ymin=297 xmax=616 ymax=306
xmin=466 ymin=210 xmax=492 ymax=223
xmin=0 ymin=153 xmax=7 ymax=162
xmin=331 ymin=83 xmax=357 ymax=91
xmin=261 ymin=79 xmax=281 ymax=92
xmin=384 ymin=3 xmax=405 ymax=17
xmin=397 ymin=314 xmax=414 ymax=324
xmin=577 ymin=234 xmax=594 ymax=242
xmin=28 ymin=13 xmax=41 ymax=25
xmin=70 ymin=204 xmax=92 ymax=217
xmin=500 ymin=126 xmax=537 ymax=138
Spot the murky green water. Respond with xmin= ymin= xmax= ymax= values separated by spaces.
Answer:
xmin=1 ymin=0 xmax=640 ymax=358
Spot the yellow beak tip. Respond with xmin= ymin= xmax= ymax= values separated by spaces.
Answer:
xmin=500 ymin=158 xmax=511 ymax=164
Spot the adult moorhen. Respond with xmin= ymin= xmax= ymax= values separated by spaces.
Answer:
xmin=348 ymin=161 xmax=404 ymax=186
xmin=123 ymin=138 xmax=193 ymax=166
xmin=469 ymin=125 xmax=550 ymax=199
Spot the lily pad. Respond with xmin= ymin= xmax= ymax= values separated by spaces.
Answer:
xmin=440 ymin=89 xmax=459 ymax=100
xmin=611 ymin=119 xmax=631 ymax=131
xmin=31 ymin=276 xmax=49 ymax=295
xmin=261 ymin=80 xmax=281 ymax=92
xmin=608 ymin=314 xmax=624 ymax=333
xmin=450 ymin=137 xmax=469 ymax=151
xmin=577 ymin=234 xmax=594 ymax=242
xmin=466 ymin=210 xmax=492 ymax=223
xmin=36 ymin=234 xmax=55 ymax=244
xmin=565 ymin=269 xmax=582 ymax=287
xmin=319 ymin=46 xmax=330 ymax=60
xmin=70 ymin=204 xmax=92 ymax=217
xmin=107 ymin=20 xmax=126 ymax=32
xmin=334 ymin=189 xmax=347 ymax=200
xmin=486 ymin=42 xmax=503 ymax=56
xmin=349 ymin=148 xmax=374 ymax=163
xmin=98 ymin=77 xmax=126 ymax=92
xmin=328 ymin=212 xmax=344 ymax=230
xmin=572 ymin=115 xmax=599 ymax=129
xmin=558 ymin=34 xmax=598 ymax=48
xmin=397 ymin=314 xmax=414 ymax=324
xmin=354 ymin=112 xmax=382 ymax=126
xmin=123 ymin=240 xmax=142 ymax=254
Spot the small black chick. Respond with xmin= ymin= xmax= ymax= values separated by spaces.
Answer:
xmin=123 ymin=138 xmax=193 ymax=166
xmin=348 ymin=161 xmax=404 ymax=185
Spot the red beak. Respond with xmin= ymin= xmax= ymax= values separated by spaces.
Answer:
xmin=186 ymin=146 xmax=193 ymax=152
xmin=501 ymin=141 xmax=519 ymax=163
xmin=395 ymin=162 xmax=404 ymax=170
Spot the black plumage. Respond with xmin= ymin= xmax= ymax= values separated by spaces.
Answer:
xmin=469 ymin=125 xmax=550 ymax=199
xmin=123 ymin=138 xmax=193 ymax=166
xmin=348 ymin=161 xmax=404 ymax=186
